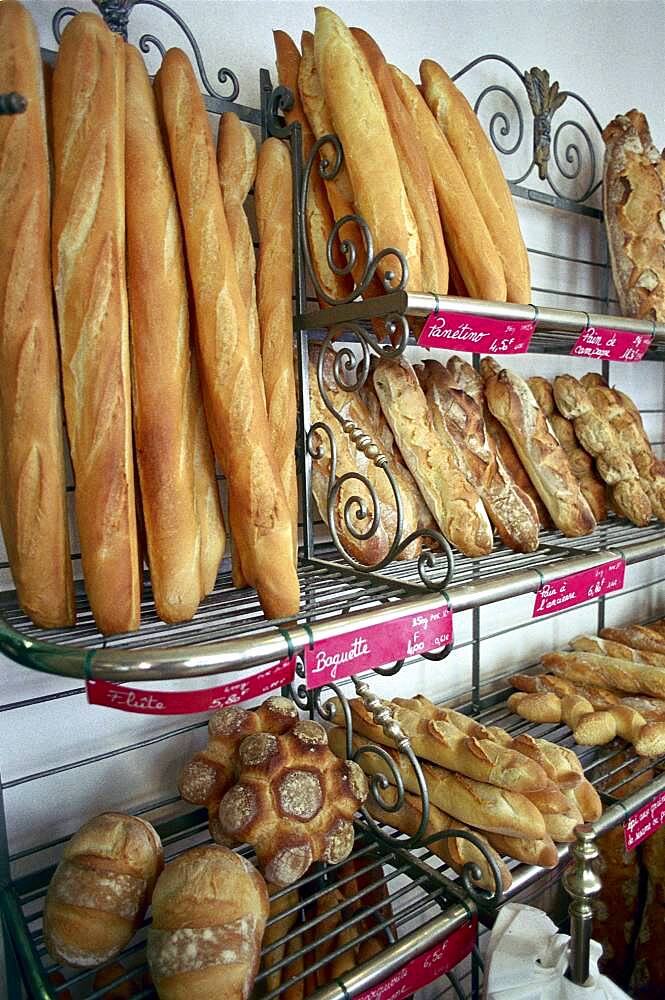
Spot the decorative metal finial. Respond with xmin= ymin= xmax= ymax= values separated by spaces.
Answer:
xmin=92 ymin=0 xmax=133 ymax=39
xmin=563 ymin=823 xmax=601 ymax=985
xmin=0 ymin=92 xmax=27 ymax=115
xmin=523 ymin=66 xmax=567 ymax=180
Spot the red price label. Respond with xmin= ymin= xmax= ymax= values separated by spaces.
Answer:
xmin=570 ymin=326 xmax=652 ymax=362
xmin=624 ymin=789 xmax=665 ymax=850
xmin=418 ymin=311 xmax=535 ymax=354
xmin=304 ymin=603 xmax=453 ymax=689
xmin=355 ymin=917 xmax=476 ymax=999
xmin=532 ymin=558 xmax=625 ymax=618
xmin=86 ymin=657 xmax=296 ymax=715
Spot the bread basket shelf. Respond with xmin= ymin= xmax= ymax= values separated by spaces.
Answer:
xmin=0 ymin=811 xmax=476 ymax=1000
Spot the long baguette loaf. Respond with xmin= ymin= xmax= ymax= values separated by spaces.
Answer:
xmin=314 ymin=9 xmax=421 ymax=291
xmin=389 ymin=65 xmax=506 ymax=302
xmin=273 ymin=30 xmax=351 ymax=305
xmin=524 ymin=786 xmax=582 ymax=843
xmin=125 ymin=45 xmax=219 ymax=624
xmin=485 ymin=831 xmax=559 ymax=868
xmin=0 ymin=1 xmax=74 ymax=628
xmin=600 ymin=625 xmax=665 ymax=655
xmin=373 ymin=357 xmax=493 ymax=556
xmin=326 ymin=725 xmax=545 ymax=838
xmin=393 ymin=695 xmax=492 ymax=740
xmin=420 ymin=360 xmax=539 ymax=552
xmin=485 ymin=369 xmax=596 ymax=536
xmin=543 ymin=650 xmax=665 ymax=700
xmin=52 ymin=13 xmax=139 ymax=634
xmin=572 ymin=633 xmax=665 ymax=667
xmin=351 ymin=28 xmax=449 ymax=294
xmin=157 ymin=49 xmax=299 ymax=619
xmin=255 ymin=138 xmax=298 ymax=565
xmin=420 ymin=58 xmax=530 ymax=303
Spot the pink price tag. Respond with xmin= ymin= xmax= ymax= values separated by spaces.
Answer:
xmin=304 ymin=603 xmax=453 ymax=689
xmin=355 ymin=918 xmax=476 ymax=1000
xmin=624 ymin=790 xmax=665 ymax=850
xmin=570 ymin=325 xmax=652 ymax=362
xmin=418 ymin=310 xmax=535 ymax=354
xmin=85 ymin=657 xmax=296 ymax=715
xmin=532 ymin=558 xmax=625 ymax=618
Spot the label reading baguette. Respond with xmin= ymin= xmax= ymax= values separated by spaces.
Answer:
xmin=355 ymin=917 xmax=476 ymax=999
xmin=304 ymin=603 xmax=453 ymax=689
xmin=624 ymin=789 xmax=665 ymax=850
xmin=532 ymin=558 xmax=625 ymax=618
xmin=418 ymin=310 xmax=534 ymax=354
xmin=570 ymin=325 xmax=652 ymax=362
xmin=85 ymin=658 xmax=296 ymax=715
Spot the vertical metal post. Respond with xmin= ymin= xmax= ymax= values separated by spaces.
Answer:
xmin=563 ymin=823 xmax=601 ymax=985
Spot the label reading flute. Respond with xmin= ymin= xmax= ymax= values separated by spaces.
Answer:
xmin=570 ymin=325 xmax=652 ymax=362
xmin=624 ymin=789 xmax=665 ymax=850
xmin=418 ymin=310 xmax=535 ymax=354
xmin=532 ymin=558 xmax=625 ymax=618
xmin=304 ymin=603 xmax=453 ymax=688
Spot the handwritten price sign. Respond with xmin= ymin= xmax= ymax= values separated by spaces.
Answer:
xmin=355 ymin=918 xmax=476 ymax=999
xmin=86 ymin=658 xmax=296 ymax=715
xmin=570 ymin=326 xmax=652 ymax=362
xmin=304 ymin=603 xmax=453 ymax=689
xmin=624 ymin=789 xmax=665 ymax=850
xmin=532 ymin=558 xmax=625 ymax=618
xmin=418 ymin=311 xmax=535 ymax=354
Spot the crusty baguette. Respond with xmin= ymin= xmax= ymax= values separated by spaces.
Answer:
xmin=389 ymin=65 xmax=506 ymax=302
xmin=314 ymin=9 xmax=421 ymax=291
xmin=509 ymin=733 xmax=579 ymax=788
xmin=0 ymin=1 xmax=74 ymax=628
xmin=327 ymin=726 xmax=545 ymax=839
xmin=157 ymin=49 xmax=299 ymax=619
xmin=420 ymin=58 xmax=530 ymax=303
xmin=125 ymin=44 xmax=222 ymax=624
xmin=393 ymin=695 xmax=492 ymax=741
xmin=351 ymin=28 xmax=448 ymax=294
xmin=446 ymin=355 xmax=484 ymax=404
xmin=255 ymin=138 xmax=298 ymax=566
xmin=52 ymin=13 xmax=139 ymax=634
xmin=485 ymin=368 xmax=596 ymax=536
xmin=485 ymin=831 xmax=559 ymax=868
xmin=273 ymin=30 xmax=351 ymax=305
xmin=420 ymin=360 xmax=539 ymax=552
xmin=568 ymin=781 xmax=602 ymax=823
xmin=543 ymin=650 xmax=665 ymax=700
xmin=600 ymin=625 xmax=665 ymax=655
xmin=525 ymin=786 xmax=582 ymax=843
xmin=603 ymin=110 xmax=665 ymax=323
xmin=572 ymin=633 xmax=665 ymax=668
xmin=373 ymin=357 xmax=493 ymax=556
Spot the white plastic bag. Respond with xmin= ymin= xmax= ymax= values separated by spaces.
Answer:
xmin=483 ymin=903 xmax=630 ymax=999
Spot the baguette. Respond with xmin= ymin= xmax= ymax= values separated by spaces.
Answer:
xmin=351 ymin=28 xmax=449 ymax=294
xmin=281 ymin=931 xmax=305 ymax=1000
xmin=572 ymin=634 xmax=665 ymax=668
xmin=0 ymin=0 xmax=74 ymax=627
xmin=52 ymin=13 xmax=139 ymax=634
xmin=485 ymin=831 xmax=559 ymax=868
xmin=543 ymin=650 xmax=665 ymax=700
xmin=262 ymin=887 xmax=300 ymax=995
xmin=372 ymin=357 xmax=493 ymax=556
xmin=509 ymin=733 xmax=579 ymax=788
xmin=446 ymin=355 xmax=484 ymax=404
xmin=420 ymin=360 xmax=539 ymax=552
xmin=525 ymin=786 xmax=582 ymax=843
xmin=420 ymin=58 xmax=530 ymax=303
xmin=157 ymin=49 xmax=299 ymax=619
xmin=485 ymin=368 xmax=596 ymax=536
xmin=567 ymin=781 xmax=602 ymax=823
xmin=255 ymin=138 xmax=298 ymax=565
xmin=507 ymin=691 xmax=562 ymax=724
xmin=126 ymin=44 xmax=222 ymax=624
xmin=327 ymin=726 xmax=545 ymax=838
xmin=389 ymin=64 xmax=506 ymax=302
xmin=313 ymin=9 xmax=422 ymax=291
xmin=273 ymin=30 xmax=351 ymax=306
xmin=393 ymin=695 xmax=492 ymax=740
xmin=600 ymin=625 xmax=665 ymax=655
xmin=549 ymin=413 xmax=607 ymax=522
xmin=533 ymin=738 xmax=584 ymax=784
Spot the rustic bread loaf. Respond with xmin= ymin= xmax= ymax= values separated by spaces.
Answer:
xmin=600 ymin=624 xmax=665 ymax=655
xmin=543 ymin=649 xmax=665 ymax=699
xmin=148 ymin=844 xmax=269 ymax=1000
xmin=572 ymin=633 xmax=665 ymax=667
xmin=0 ymin=0 xmax=74 ymax=628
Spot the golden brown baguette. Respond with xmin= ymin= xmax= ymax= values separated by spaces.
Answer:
xmin=313 ymin=9 xmax=421 ymax=291
xmin=273 ymin=30 xmax=351 ymax=305
xmin=485 ymin=831 xmax=559 ymax=868
xmin=419 ymin=58 xmax=530 ymax=303
xmin=373 ymin=357 xmax=493 ymax=556
xmin=525 ymin=786 xmax=582 ymax=843
xmin=600 ymin=625 xmax=665 ymax=655
xmin=485 ymin=368 xmax=596 ymax=536
xmin=603 ymin=110 xmax=665 ymax=323
xmin=572 ymin=633 xmax=665 ymax=667
xmin=552 ymin=374 xmax=651 ymax=526
xmin=420 ymin=360 xmax=539 ymax=552
xmin=390 ymin=65 xmax=506 ymax=302
xmin=351 ymin=28 xmax=449 ymax=294
xmin=543 ymin=649 xmax=665 ymax=700
xmin=255 ymin=138 xmax=298 ymax=565
xmin=568 ymin=781 xmax=602 ymax=823
xmin=125 ymin=44 xmax=222 ymax=624
xmin=281 ymin=930 xmax=305 ymax=1000
xmin=393 ymin=695 xmax=492 ymax=740
xmin=262 ymin=887 xmax=300 ymax=995
xmin=0 ymin=1 xmax=74 ymax=628
xmin=509 ymin=733 xmax=579 ymax=788
xmin=52 ymin=13 xmax=139 ymax=634
xmin=157 ymin=49 xmax=299 ymax=619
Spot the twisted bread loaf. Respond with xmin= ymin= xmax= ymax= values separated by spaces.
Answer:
xmin=218 ymin=721 xmax=368 ymax=886
xmin=45 ymin=813 xmax=163 ymax=967
xmin=573 ymin=633 xmax=665 ymax=667
xmin=148 ymin=844 xmax=268 ymax=1000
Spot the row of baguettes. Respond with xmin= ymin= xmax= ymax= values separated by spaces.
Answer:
xmin=0 ymin=5 xmax=300 ymax=634
xmin=274 ymin=8 xmax=531 ymax=307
